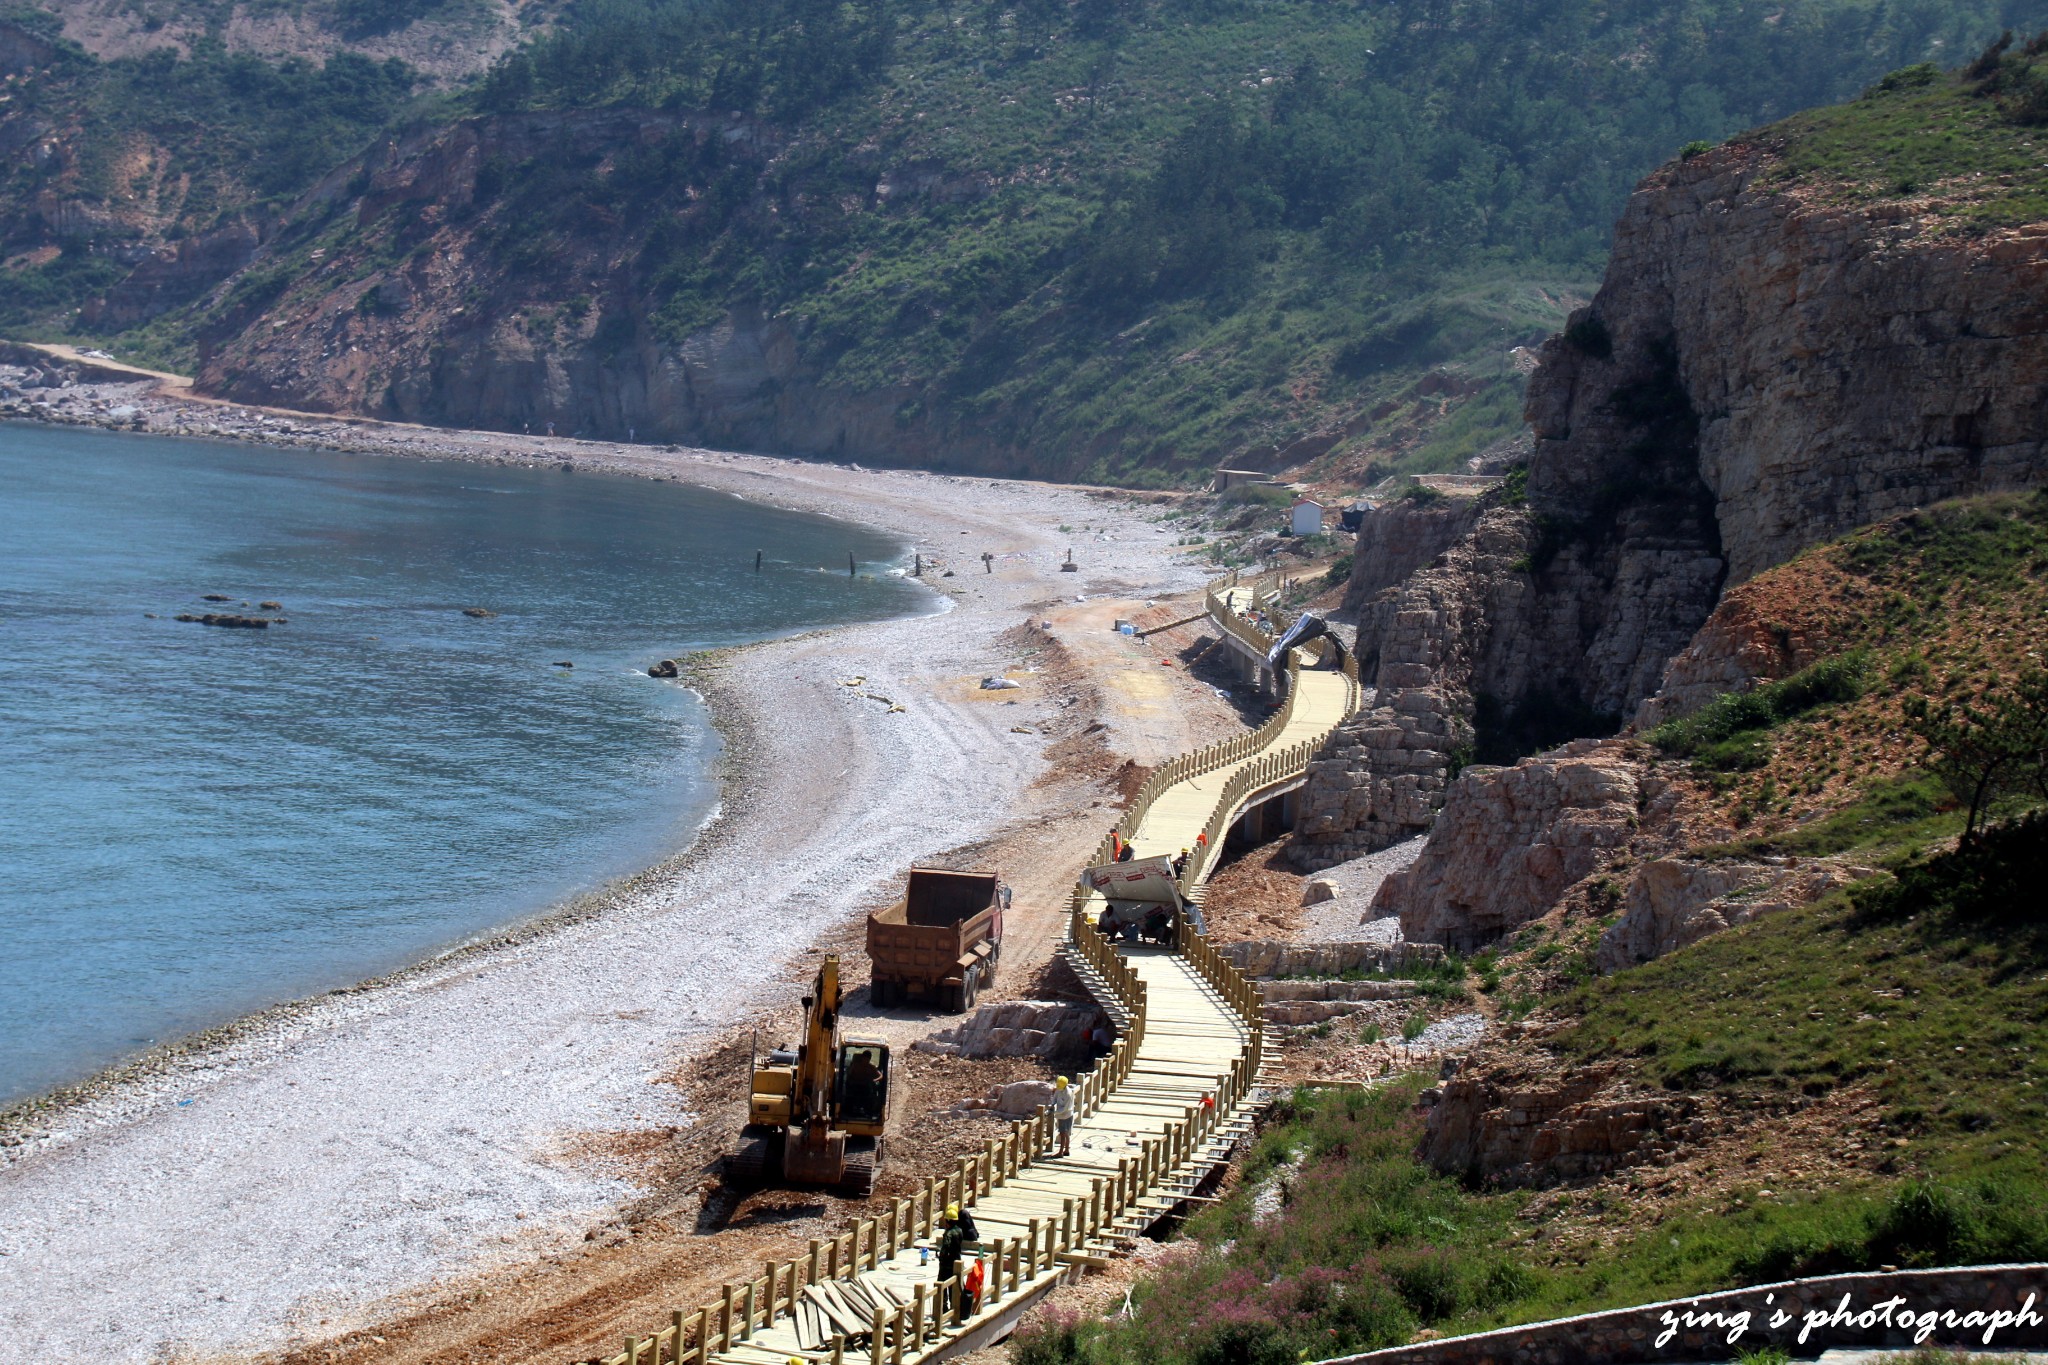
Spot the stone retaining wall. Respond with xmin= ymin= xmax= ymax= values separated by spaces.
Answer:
xmin=1262 ymin=980 xmax=1417 ymax=1002
xmin=1319 ymin=1264 xmax=2048 ymax=1364
xmin=1221 ymin=940 xmax=1446 ymax=979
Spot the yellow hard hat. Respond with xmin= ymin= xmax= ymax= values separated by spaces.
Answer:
xmin=1055 ymin=1076 xmax=1069 ymax=1089
xmin=946 ymin=1204 xmax=960 ymax=1220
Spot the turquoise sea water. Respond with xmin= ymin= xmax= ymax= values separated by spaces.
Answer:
xmin=0 ymin=425 xmax=929 ymax=1106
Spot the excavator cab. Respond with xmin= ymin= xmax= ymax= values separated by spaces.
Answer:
xmin=835 ymin=1040 xmax=890 ymax=1131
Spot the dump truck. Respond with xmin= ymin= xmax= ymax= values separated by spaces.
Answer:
xmin=728 ymin=954 xmax=889 ymax=1196
xmin=866 ymin=867 xmax=1006 ymax=1012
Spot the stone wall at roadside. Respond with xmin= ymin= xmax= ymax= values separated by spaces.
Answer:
xmin=1319 ymin=1264 xmax=2048 ymax=1364
xmin=1219 ymin=939 xmax=1446 ymax=979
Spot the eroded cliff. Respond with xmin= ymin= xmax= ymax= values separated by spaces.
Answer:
xmin=1298 ymin=93 xmax=2048 ymax=880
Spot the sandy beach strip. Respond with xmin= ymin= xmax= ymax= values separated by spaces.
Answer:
xmin=0 ymin=386 xmax=1216 ymax=1362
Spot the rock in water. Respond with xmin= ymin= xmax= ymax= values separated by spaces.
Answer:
xmin=202 ymin=594 xmax=232 ymax=602
xmin=174 ymin=613 xmax=272 ymax=629
xmin=462 ymin=607 xmax=496 ymax=618
xmin=648 ymin=659 xmax=680 ymax=679
xmin=258 ymin=601 xmax=282 ymax=611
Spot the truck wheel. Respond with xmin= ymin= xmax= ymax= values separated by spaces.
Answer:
xmin=871 ymin=979 xmax=892 ymax=1009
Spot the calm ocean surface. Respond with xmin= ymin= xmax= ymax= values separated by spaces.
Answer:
xmin=0 ymin=425 xmax=930 ymax=1105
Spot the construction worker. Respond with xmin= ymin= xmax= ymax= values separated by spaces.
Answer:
xmin=1172 ymin=847 xmax=1190 ymax=879
xmin=1051 ymin=1076 xmax=1075 ymax=1156
xmin=937 ymin=1204 xmax=968 ymax=1304
xmin=962 ymin=1255 xmax=985 ymax=1314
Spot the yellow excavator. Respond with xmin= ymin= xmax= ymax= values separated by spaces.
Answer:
xmin=728 ymin=954 xmax=890 ymax=1196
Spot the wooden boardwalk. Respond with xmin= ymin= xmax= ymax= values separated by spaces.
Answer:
xmin=595 ymin=575 xmax=1359 ymax=1365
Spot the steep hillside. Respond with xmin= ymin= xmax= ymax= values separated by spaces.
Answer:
xmin=9 ymin=0 xmax=545 ymax=81
xmin=8 ymin=0 xmax=2043 ymax=482
xmin=1293 ymin=44 xmax=2048 ymax=868
xmin=1007 ymin=495 xmax=2048 ymax=1365
xmin=0 ymin=16 xmax=423 ymax=336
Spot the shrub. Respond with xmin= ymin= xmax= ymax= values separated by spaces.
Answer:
xmin=1649 ymin=651 xmax=1871 ymax=763
xmin=1903 ymin=668 xmax=2048 ymax=839
xmin=1563 ymin=314 xmax=1612 ymax=360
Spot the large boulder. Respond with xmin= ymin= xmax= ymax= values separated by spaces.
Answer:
xmin=1375 ymin=740 xmax=1655 ymax=950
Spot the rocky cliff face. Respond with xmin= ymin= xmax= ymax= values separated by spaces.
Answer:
xmin=1534 ymin=146 xmax=2048 ymax=587
xmin=1419 ymin=1054 xmax=1707 ymax=1186
xmin=1300 ymin=136 xmax=2048 ymax=881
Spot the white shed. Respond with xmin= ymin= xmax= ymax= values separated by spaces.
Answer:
xmin=1290 ymin=498 xmax=1324 ymax=536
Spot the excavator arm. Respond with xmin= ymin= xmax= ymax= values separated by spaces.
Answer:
xmin=793 ymin=956 xmax=842 ymax=1125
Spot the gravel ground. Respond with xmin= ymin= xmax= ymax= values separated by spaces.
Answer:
xmin=1416 ymin=1010 xmax=1489 ymax=1051
xmin=1297 ymin=835 xmax=1426 ymax=941
xmin=0 ymin=377 xmax=1213 ymax=1361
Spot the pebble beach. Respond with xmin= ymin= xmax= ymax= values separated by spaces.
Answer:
xmin=0 ymin=353 xmax=1215 ymax=1361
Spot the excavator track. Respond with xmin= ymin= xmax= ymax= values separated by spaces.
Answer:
xmin=727 ymin=1127 xmax=779 ymax=1187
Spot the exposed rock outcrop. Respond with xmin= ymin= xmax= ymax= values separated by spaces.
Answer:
xmin=188 ymin=110 xmax=1053 ymax=476
xmin=1596 ymin=856 xmax=1861 ymax=971
xmin=1420 ymin=1054 xmax=1706 ymax=1185
xmin=911 ymin=1001 xmax=1104 ymax=1059
xmin=1292 ymin=509 xmax=1534 ymax=868
xmin=1337 ymin=496 xmax=1484 ymax=619
xmin=1375 ymin=740 xmax=1656 ymax=950
xmin=82 ymin=220 xmax=268 ymax=330
xmin=1302 ymin=137 xmax=2048 ymax=877
xmin=1540 ymin=147 xmax=2048 ymax=587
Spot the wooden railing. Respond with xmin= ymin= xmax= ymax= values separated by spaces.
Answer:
xmin=594 ymin=915 xmax=1151 ymax=1365
xmin=591 ymin=575 xmax=1348 ymax=1365
xmin=1176 ymin=913 xmax=1266 ymax=1082
xmin=1068 ymin=650 xmax=1307 ymax=916
xmin=1067 ymin=577 xmax=1370 ymax=918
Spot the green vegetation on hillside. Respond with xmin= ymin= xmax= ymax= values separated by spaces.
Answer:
xmin=427 ymin=0 xmax=2047 ymax=481
xmin=1010 ymin=494 xmax=2048 ymax=1363
xmin=1007 ymin=822 xmax=2048 ymax=1363
xmin=0 ymin=32 xmax=418 ymax=332
xmin=1649 ymin=651 xmax=1872 ymax=771
xmin=14 ymin=0 xmax=2045 ymax=479
xmin=1771 ymin=28 xmax=2048 ymax=225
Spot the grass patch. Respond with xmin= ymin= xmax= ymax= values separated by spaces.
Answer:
xmin=1649 ymin=651 xmax=1871 ymax=768
xmin=1556 ymin=815 xmax=2048 ymax=1137
xmin=1009 ymin=1073 xmax=2048 ymax=1364
xmin=1701 ymin=773 xmax=1958 ymax=863
xmin=1770 ymin=40 xmax=2048 ymax=228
